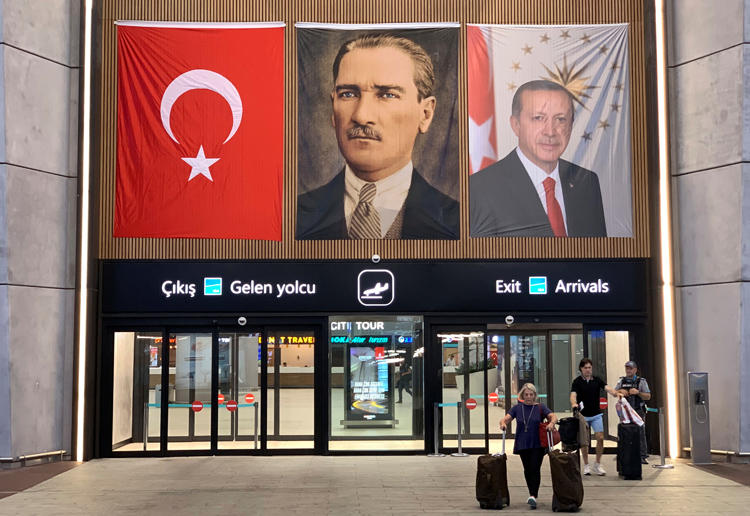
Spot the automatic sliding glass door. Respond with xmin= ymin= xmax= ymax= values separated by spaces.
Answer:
xmin=167 ymin=332 xmax=213 ymax=451
xmin=486 ymin=330 xmax=580 ymax=437
xmin=111 ymin=331 xmax=162 ymax=452
xmin=110 ymin=324 xmax=320 ymax=455
xmin=217 ymin=332 xmax=262 ymax=450
xmin=438 ymin=329 xmax=491 ymax=450
xmin=266 ymin=328 xmax=317 ymax=450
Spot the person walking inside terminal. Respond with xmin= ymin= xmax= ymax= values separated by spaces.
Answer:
xmin=395 ymin=362 xmax=412 ymax=403
xmin=499 ymin=383 xmax=558 ymax=510
xmin=570 ymin=358 xmax=622 ymax=476
xmin=615 ymin=360 xmax=651 ymax=464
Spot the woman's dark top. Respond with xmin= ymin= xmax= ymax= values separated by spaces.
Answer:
xmin=507 ymin=402 xmax=552 ymax=454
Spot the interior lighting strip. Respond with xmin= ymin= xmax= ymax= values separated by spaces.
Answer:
xmin=75 ymin=0 xmax=94 ymax=463
xmin=654 ymin=0 xmax=679 ymax=458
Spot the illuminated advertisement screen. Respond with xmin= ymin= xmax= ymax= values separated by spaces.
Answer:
xmin=345 ymin=341 xmax=393 ymax=422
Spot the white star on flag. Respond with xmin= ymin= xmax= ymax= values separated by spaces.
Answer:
xmin=469 ymin=115 xmax=496 ymax=172
xmin=182 ymin=145 xmax=219 ymax=182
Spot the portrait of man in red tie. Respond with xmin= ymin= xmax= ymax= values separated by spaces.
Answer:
xmin=470 ymin=80 xmax=607 ymax=237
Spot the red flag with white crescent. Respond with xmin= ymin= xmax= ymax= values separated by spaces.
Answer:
xmin=115 ymin=23 xmax=284 ymax=239
xmin=467 ymin=25 xmax=497 ymax=174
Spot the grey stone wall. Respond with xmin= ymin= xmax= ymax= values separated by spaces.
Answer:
xmin=668 ymin=0 xmax=750 ymax=454
xmin=0 ymin=0 xmax=79 ymax=460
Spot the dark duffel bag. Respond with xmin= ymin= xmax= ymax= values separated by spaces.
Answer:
xmin=617 ymin=423 xmax=642 ymax=480
xmin=548 ymin=449 xmax=584 ymax=512
xmin=558 ymin=416 xmax=580 ymax=450
xmin=476 ymin=431 xmax=510 ymax=509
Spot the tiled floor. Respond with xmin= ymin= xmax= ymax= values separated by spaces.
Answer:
xmin=0 ymin=454 xmax=748 ymax=515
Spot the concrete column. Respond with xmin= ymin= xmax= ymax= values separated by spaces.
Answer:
xmin=668 ymin=0 xmax=750 ymax=456
xmin=0 ymin=0 xmax=79 ymax=461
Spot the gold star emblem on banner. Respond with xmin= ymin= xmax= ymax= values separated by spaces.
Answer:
xmin=581 ymin=131 xmax=592 ymax=142
xmin=507 ymin=82 xmax=517 ymax=91
xmin=541 ymin=56 xmax=593 ymax=108
xmin=615 ymin=82 xmax=624 ymax=91
xmin=580 ymin=34 xmax=592 ymax=44
xmin=522 ymin=44 xmax=533 ymax=54
xmin=560 ymin=30 xmax=571 ymax=40
xmin=598 ymin=119 xmax=610 ymax=130
xmin=511 ymin=61 xmax=521 ymax=72
xmin=611 ymin=63 xmax=620 ymax=71
xmin=540 ymin=33 xmax=550 ymax=43
xmin=611 ymin=103 xmax=621 ymax=113
xmin=599 ymin=45 xmax=609 ymax=54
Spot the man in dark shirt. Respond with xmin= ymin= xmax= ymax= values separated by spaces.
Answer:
xmin=615 ymin=360 xmax=651 ymax=463
xmin=570 ymin=358 xmax=621 ymax=476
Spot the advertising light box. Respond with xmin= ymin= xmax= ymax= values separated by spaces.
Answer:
xmin=344 ymin=344 xmax=395 ymax=426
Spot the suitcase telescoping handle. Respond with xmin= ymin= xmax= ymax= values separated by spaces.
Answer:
xmin=547 ymin=429 xmax=554 ymax=453
xmin=494 ymin=429 xmax=506 ymax=457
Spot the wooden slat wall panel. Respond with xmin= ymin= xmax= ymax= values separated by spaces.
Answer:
xmin=97 ymin=0 xmax=651 ymax=260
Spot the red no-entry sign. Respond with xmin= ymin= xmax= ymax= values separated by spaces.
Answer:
xmin=244 ymin=393 xmax=255 ymax=403
xmin=191 ymin=400 xmax=203 ymax=412
xmin=488 ymin=392 xmax=499 ymax=403
xmin=226 ymin=400 xmax=238 ymax=412
xmin=600 ymin=397 xmax=608 ymax=410
xmin=217 ymin=393 xmax=225 ymax=405
xmin=465 ymin=398 xmax=478 ymax=410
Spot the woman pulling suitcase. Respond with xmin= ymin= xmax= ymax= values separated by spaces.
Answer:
xmin=499 ymin=383 xmax=557 ymax=509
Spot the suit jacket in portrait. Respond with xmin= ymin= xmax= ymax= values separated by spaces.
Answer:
xmin=469 ymin=150 xmax=607 ymax=237
xmin=296 ymin=169 xmax=459 ymax=240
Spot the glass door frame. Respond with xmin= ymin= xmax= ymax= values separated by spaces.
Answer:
xmin=102 ymin=324 xmax=268 ymax=457
xmin=263 ymin=324 xmax=323 ymax=454
xmin=167 ymin=327 xmax=218 ymax=453
xmin=99 ymin=324 xmax=169 ymax=458
xmin=428 ymin=325 xmax=492 ymax=455
xmin=102 ymin=322 xmax=323 ymax=457
xmin=160 ymin=325 xmax=267 ymax=455
xmin=487 ymin=329 xmax=583 ymax=433
xmin=213 ymin=326 xmax=266 ymax=453
xmin=582 ymin=323 xmax=649 ymax=444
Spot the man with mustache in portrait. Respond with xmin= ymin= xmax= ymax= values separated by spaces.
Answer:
xmin=470 ymin=80 xmax=606 ymax=237
xmin=296 ymin=34 xmax=459 ymax=240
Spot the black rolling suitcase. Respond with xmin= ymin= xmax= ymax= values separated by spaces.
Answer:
xmin=547 ymin=430 xmax=583 ymax=512
xmin=617 ymin=423 xmax=642 ymax=480
xmin=476 ymin=431 xmax=510 ymax=509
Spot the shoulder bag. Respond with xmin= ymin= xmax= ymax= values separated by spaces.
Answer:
xmin=538 ymin=404 xmax=561 ymax=448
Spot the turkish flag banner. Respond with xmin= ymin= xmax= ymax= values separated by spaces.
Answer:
xmin=467 ymin=25 xmax=497 ymax=174
xmin=115 ymin=22 xmax=284 ymax=239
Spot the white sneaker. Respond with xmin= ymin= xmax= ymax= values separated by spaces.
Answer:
xmin=583 ymin=464 xmax=591 ymax=475
xmin=527 ymin=496 xmax=537 ymax=509
xmin=593 ymin=462 xmax=606 ymax=476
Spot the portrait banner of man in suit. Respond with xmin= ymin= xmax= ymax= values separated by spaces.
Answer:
xmin=296 ymin=23 xmax=460 ymax=240
xmin=468 ymin=24 xmax=633 ymax=238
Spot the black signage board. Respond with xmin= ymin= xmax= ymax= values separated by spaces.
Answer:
xmin=101 ymin=260 xmax=647 ymax=314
